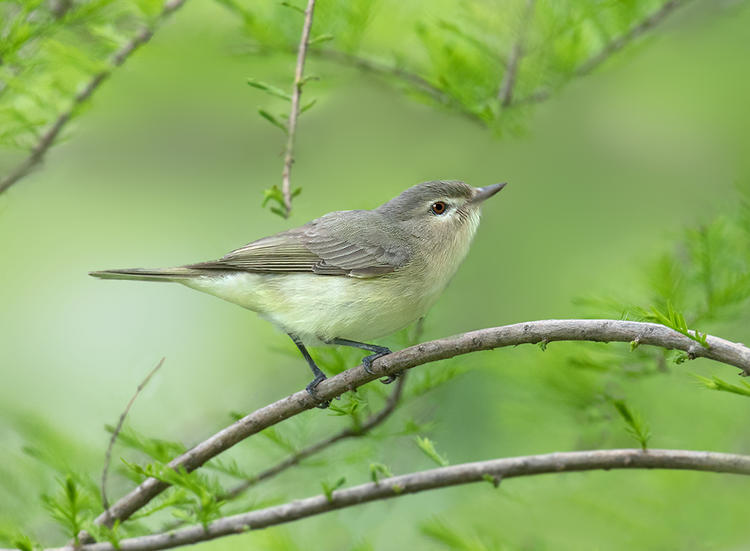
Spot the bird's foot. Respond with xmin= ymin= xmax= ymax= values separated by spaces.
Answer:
xmin=305 ymin=374 xmax=330 ymax=409
xmin=362 ymin=347 xmax=392 ymax=379
xmin=379 ymin=371 xmax=402 ymax=385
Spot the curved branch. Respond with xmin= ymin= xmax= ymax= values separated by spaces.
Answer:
xmin=0 ymin=0 xmax=188 ymax=195
xmin=94 ymin=319 xmax=750 ymax=529
xmin=41 ymin=448 xmax=750 ymax=551
xmin=101 ymin=359 xmax=165 ymax=518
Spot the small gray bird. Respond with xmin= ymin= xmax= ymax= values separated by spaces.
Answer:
xmin=91 ymin=180 xmax=505 ymax=404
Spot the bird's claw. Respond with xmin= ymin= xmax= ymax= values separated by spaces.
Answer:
xmin=379 ymin=372 xmax=401 ymax=384
xmin=362 ymin=348 xmax=392 ymax=375
xmin=306 ymin=375 xmax=330 ymax=409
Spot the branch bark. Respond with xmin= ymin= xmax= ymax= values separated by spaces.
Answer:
xmin=574 ymin=0 xmax=687 ymax=77
xmin=92 ymin=319 xmax=750 ymax=529
xmin=497 ymin=0 xmax=536 ymax=106
xmin=517 ymin=0 xmax=689 ymax=105
xmin=0 ymin=0 xmax=188 ymax=195
xmin=280 ymin=0 xmax=316 ymax=218
xmin=37 ymin=448 xmax=750 ymax=551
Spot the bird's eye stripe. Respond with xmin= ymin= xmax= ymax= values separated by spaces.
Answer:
xmin=431 ymin=201 xmax=447 ymax=215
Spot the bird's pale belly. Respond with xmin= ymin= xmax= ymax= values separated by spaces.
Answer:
xmin=184 ymin=270 xmax=442 ymax=343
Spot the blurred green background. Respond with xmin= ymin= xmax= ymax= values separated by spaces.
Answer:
xmin=2 ymin=1 xmax=750 ymax=549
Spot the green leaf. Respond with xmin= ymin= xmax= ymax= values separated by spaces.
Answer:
xmin=369 ymin=462 xmax=393 ymax=484
xmin=415 ymin=436 xmax=449 ymax=467
xmin=280 ymin=1 xmax=304 ymax=14
xmin=41 ymin=474 xmax=94 ymax=544
xmin=693 ymin=374 xmax=750 ymax=398
xmin=321 ymin=476 xmax=346 ymax=502
xmin=308 ymin=33 xmax=334 ymax=45
xmin=300 ymin=98 xmax=317 ymax=113
xmin=611 ymin=398 xmax=651 ymax=450
xmin=257 ymin=109 xmax=288 ymax=133
xmin=270 ymin=206 xmax=286 ymax=218
xmin=645 ymin=301 xmax=709 ymax=349
xmin=247 ymin=78 xmax=291 ymax=101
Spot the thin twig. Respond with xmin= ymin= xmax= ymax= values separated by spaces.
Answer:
xmin=91 ymin=319 xmax=750 ymax=529
xmin=310 ymin=49 xmax=485 ymax=125
xmin=0 ymin=0 xmax=188 ymax=195
xmin=516 ymin=0 xmax=689 ymax=105
xmin=497 ymin=0 xmax=536 ymax=106
xmin=101 ymin=358 xmax=165 ymax=519
xmin=35 ymin=449 xmax=750 ymax=551
xmin=225 ymin=373 xmax=407 ymax=501
xmin=280 ymin=0 xmax=315 ymax=218
xmin=313 ymin=50 xmax=447 ymax=104
xmin=575 ymin=0 xmax=687 ymax=76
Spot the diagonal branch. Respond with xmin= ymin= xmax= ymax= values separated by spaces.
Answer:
xmin=35 ymin=448 xmax=750 ymax=551
xmin=497 ymin=0 xmax=536 ymax=106
xmin=516 ymin=0 xmax=689 ymax=105
xmin=574 ymin=0 xmax=687 ymax=77
xmin=92 ymin=319 xmax=750 ymax=530
xmin=223 ymin=373 xmax=407 ymax=501
xmin=0 ymin=0 xmax=188 ymax=195
xmin=280 ymin=0 xmax=316 ymax=218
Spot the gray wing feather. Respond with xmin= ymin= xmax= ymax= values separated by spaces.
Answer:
xmin=190 ymin=210 xmax=412 ymax=278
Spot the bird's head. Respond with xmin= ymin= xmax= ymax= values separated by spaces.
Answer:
xmin=377 ymin=180 xmax=505 ymax=240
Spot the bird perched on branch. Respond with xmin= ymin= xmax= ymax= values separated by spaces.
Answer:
xmin=91 ymin=180 xmax=505 ymax=406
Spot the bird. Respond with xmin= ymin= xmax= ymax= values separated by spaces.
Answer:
xmin=90 ymin=180 xmax=505 ymax=406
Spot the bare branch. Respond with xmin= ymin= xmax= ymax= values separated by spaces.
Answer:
xmin=280 ymin=0 xmax=316 ymax=218
xmin=91 ymin=319 xmax=750 ymax=529
xmin=516 ymin=0 xmax=689 ymax=105
xmin=0 ymin=0 xmax=188 ymax=195
xmin=497 ymin=0 xmax=536 ymax=106
xmin=101 ymin=358 xmax=165 ymax=518
xmin=35 ymin=449 xmax=750 ymax=551
xmin=224 ymin=373 xmax=407 ymax=501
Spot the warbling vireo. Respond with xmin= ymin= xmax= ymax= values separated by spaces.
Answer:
xmin=91 ymin=180 xmax=505 ymax=405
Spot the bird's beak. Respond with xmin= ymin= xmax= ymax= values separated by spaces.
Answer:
xmin=471 ymin=182 xmax=506 ymax=203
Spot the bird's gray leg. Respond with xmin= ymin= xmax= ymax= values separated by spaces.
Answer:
xmin=328 ymin=338 xmax=398 ymax=384
xmin=289 ymin=334 xmax=330 ymax=409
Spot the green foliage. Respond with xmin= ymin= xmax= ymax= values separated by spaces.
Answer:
xmin=40 ymin=474 xmax=96 ymax=544
xmin=328 ymin=392 xmax=367 ymax=429
xmin=693 ymin=375 xmax=750 ymax=399
xmin=610 ymin=398 xmax=651 ymax=450
xmin=105 ymin=424 xmax=185 ymax=463
xmin=261 ymin=184 xmax=302 ymax=218
xmin=122 ymin=460 xmax=226 ymax=527
xmin=0 ymin=527 xmax=39 ymax=551
xmin=0 ymin=0 xmax=166 ymax=151
xmin=369 ymin=462 xmax=393 ymax=484
xmin=642 ymin=302 xmax=709 ymax=348
xmin=219 ymin=0 xmax=686 ymax=133
xmin=247 ymin=78 xmax=293 ymax=101
xmin=320 ymin=476 xmax=346 ymax=502
xmin=415 ymin=436 xmax=449 ymax=467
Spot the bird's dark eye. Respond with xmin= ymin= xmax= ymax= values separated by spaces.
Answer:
xmin=431 ymin=201 xmax=447 ymax=215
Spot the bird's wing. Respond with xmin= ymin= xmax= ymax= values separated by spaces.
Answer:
xmin=191 ymin=211 xmax=412 ymax=278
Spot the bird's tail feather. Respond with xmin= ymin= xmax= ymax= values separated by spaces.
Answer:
xmin=89 ymin=266 xmax=207 ymax=282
